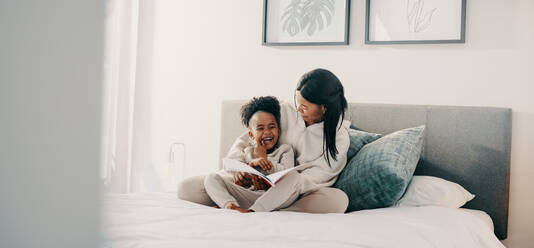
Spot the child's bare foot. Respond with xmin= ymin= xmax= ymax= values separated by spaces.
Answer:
xmin=226 ymin=202 xmax=253 ymax=213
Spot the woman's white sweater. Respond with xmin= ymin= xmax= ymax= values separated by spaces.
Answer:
xmin=226 ymin=102 xmax=350 ymax=193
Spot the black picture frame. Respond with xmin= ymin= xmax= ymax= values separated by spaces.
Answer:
xmin=365 ymin=0 xmax=466 ymax=44
xmin=263 ymin=0 xmax=351 ymax=46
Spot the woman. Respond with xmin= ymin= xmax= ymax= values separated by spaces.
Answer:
xmin=178 ymin=68 xmax=351 ymax=213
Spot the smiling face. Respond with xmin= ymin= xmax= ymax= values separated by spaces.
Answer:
xmin=248 ymin=111 xmax=280 ymax=150
xmin=295 ymin=91 xmax=325 ymax=127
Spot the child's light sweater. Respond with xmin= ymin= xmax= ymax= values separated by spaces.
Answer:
xmin=226 ymin=102 xmax=350 ymax=193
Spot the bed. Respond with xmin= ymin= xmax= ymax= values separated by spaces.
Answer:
xmin=103 ymin=101 xmax=511 ymax=248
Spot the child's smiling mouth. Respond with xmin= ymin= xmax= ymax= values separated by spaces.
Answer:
xmin=262 ymin=137 xmax=274 ymax=145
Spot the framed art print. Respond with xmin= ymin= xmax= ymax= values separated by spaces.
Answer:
xmin=263 ymin=0 xmax=351 ymax=46
xmin=365 ymin=0 xmax=466 ymax=44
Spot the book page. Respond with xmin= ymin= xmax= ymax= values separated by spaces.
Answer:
xmin=222 ymin=158 xmax=272 ymax=184
xmin=266 ymin=166 xmax=297 ymax=185
xmin=222 ymin=158 xmax=311 ymax=187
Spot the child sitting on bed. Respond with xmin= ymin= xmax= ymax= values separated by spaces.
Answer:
xmin=204 ymin=96 xmax=295 ymax=213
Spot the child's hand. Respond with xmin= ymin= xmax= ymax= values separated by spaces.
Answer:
xmin=251 ymin=175 xmax=270 ymax=191
xmin=234 ymin=172 xmax=252 ymax=187
xmin=249 ymin=158 xmax=272 ymax=171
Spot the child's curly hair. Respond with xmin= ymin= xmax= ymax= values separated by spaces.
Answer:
xmin=240 ymin=96 xmax=281 ymax=128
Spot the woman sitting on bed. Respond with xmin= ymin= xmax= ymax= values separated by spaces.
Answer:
xmin=178 ymin=68 xmax=351 ymax=213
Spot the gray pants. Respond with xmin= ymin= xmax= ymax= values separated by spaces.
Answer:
xmin=179 ymin=174 xmax=349 ymax=213
xmin=204 ymin=171 xmax=300 ymax=212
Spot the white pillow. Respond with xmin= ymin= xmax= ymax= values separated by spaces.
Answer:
xmin=395 ymin=176 xmax=475 ymax=208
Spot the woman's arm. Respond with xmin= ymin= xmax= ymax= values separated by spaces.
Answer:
xmin=225 ymin=132 xmax=253 ymax=186
xmin=298 ymin=125 xmax=350 ymax=185
xmin=269 ymin=145 xmax=295 ymax=172
xmin=225 ymin=131 xmax=250 ymax=162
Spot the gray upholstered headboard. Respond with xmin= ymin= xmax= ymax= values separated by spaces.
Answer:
xmin=218 ymin=100 xmax=512 ymax=240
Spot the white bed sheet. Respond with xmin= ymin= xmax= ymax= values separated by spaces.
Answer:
xmin=459 ymin=208 xmax=495 ymax=232
xmin=102 ymin=193 xmax=504 ymax=248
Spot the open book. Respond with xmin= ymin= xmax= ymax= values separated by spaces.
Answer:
xmin=222 ymin=158 xmax=301 ymax=187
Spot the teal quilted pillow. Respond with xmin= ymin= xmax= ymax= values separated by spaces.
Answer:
xmin=346 ymin=129 xmax=382 ymax=161
xmin=334 ymin=125 xmax=425 ymax=212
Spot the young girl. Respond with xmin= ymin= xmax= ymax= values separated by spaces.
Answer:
xmin=204 ymin=96 xmax=297 ymax=213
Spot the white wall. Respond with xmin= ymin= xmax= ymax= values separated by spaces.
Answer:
xmin=0 ymin=1 xmax=105 ymax=248
xmin=149 ymin=0 xmax=532 ymax=246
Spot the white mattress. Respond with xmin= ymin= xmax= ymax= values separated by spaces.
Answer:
xmin=102 ymin=193 xmax=504 ymax=248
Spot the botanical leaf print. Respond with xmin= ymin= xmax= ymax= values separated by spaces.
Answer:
xmin=281 ymin=0 xmax=303 ymax=36
xmin=301 ymin=0 xmax=335 ymax=36
xmin=280 ymin=0 xmax=336 ymax=37
xmin=407 ymin=0 xmax=436 ymax=32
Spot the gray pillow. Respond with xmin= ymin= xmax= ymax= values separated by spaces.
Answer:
xmin=334 ymin=125 xmax=425 ymax=212
xmin=346 ymin=129 xmax=382 ymax=161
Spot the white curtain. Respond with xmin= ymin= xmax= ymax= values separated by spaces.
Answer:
xmin=100 ymin=0 xmax=159 ymax=194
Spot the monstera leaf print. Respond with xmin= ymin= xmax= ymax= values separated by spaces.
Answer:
xmin=280 ymin=0 xmax=336 ymax=37
xmin=301 ymin=0 xmax=335 ymax=36
xmin=281 ymin=0 xmax=303 ymax=36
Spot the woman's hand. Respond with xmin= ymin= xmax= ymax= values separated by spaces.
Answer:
xmin=248 ymin=158 xmax=272 ymax=171
xmin=234 ymin=172 xmax=252 ymax=187
xmin=251 ymin=175 xmax=270 ymax=191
